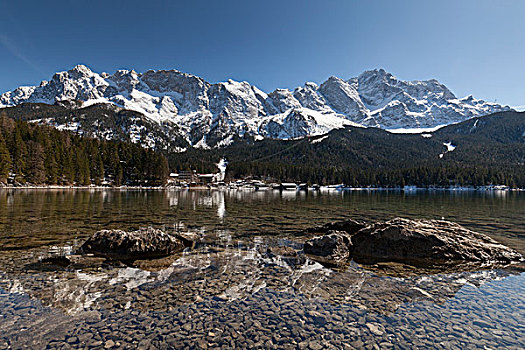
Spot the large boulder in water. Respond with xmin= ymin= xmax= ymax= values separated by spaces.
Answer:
xmin=351 ymin=218 xmax=522 ymax=265
xmin=81 ymin=228 xmax=186 ymax=261
xmin=303 ymin=218 xmax=523 ymax=268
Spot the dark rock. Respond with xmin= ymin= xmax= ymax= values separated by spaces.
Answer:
xmin=350 ymin=218 xmax=523 ymax=266
xmin=77 ymin=332 xmax=94 ymax=343
xmin=173 ymin=233 xmax=195 ymax=249
xmin=302 ymin=218 xmax=522 ymax=269
xmin=24 ymin=255 xmax=72 ymax=271
xmin=303 ymin=233 xmax=351 ymax=266
xmin=265 ymin=245 xmax=306 ymax=267
xmin=39 ymin=256 xmax=71 ymax=267
xmin=307 ymin=311 xmax=327 ymax=326
xmin=80 ymin=227 xmax=186 ymax=261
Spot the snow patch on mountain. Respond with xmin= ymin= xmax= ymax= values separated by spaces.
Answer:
xmin=387 ymin=124 xmax=448 ymax=134
xmin=439 ymin=141 xmax=457 ymax=158
xmin=443 ymin=142 xmax=456 ymax=152
xmin=310 ymin=135 xmax=329 ymax=144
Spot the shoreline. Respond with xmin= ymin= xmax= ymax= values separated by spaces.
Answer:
xmin=0 ymin=185 xmax=165 ymax=190
xmin=0 ymin=185 xmax=523 ymax=192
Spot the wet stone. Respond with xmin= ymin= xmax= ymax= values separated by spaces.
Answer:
xmin=66 ymin=336 xmax=78 ymax=344
xmin=308 ymin=340 xmax=324 ymax=350
xmin=307 ymin=311 xmax=327 ymax=326
xmin=88 ymin=340 xmax=103 ymax=347
xmin=366 ymin=323 xmax=384 ymax=336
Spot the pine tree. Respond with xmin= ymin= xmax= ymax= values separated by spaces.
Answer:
xmin=74 ymin=146 xmax=91 ymax=186
xmin=10 ymin=127 xmax=28 ymax=183
xmin=88 ymin=140 xmax=104 ymax=185
xmin=45 ymin=149 xmax=58 ymax=184
xmin=0 ymin=132 xmax=12 ymax=183
xmin=26 ymin=141 xmax=46 ymax=184
xmin=60 ymin=144 xmax=75 ymax=185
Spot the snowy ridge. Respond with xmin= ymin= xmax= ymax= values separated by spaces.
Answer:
xmin=0 ymin=65 xmax=513 ymax=148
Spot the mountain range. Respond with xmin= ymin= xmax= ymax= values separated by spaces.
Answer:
xmin=0 ymin=65 xmax=513 ymax=149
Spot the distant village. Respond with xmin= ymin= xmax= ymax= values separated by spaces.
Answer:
xmin=166 ymin=159 xmax=513 ymax=192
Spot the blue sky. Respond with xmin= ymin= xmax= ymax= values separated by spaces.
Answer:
xmin=1 ymin=0 xmax=524 ymax=108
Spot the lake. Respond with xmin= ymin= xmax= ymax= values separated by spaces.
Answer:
xmin=0 ymin=189 xmax=523 ymax=349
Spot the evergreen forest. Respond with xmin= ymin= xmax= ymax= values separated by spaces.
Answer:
xmin=0 ymin=116 xmax=169 ymax=186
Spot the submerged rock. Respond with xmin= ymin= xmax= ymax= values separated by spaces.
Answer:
xmin=80 ymin=228 xmax=186 ymax=261
xmin=303 ymin=218 xmax=523 ymax=268
xmin=39 ymin=256 xmax=71 ymax=267
xmin=303 ymin=233 xmax=351 ymax=266
xmin=265 ymin=245 xmax=306 ymax=266
xmin=266 ymin=246 xmax=300 ymax=258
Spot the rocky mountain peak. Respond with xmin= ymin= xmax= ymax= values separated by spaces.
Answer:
xmin=358 ymin=68 xmax=392 ymax=80
xmin=70 ymin=64 xmax=95 ymax=76
xmin=319 ymin=76 xmax=368 ymax=120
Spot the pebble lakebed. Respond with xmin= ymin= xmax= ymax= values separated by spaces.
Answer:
xmin=0 ymin=236 xmax=524 ymax=349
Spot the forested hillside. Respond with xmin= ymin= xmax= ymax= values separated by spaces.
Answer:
xmin=0 ymin=116 xmax=168 ymax=186
xmin=167 ymin=111 xmax=525 ymax=188
xmin=0 ymin=103 xmax=188 ymax=151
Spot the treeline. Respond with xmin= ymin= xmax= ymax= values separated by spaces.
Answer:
xmin=166 ymin=150 xmax=525 ymax=188
xmin=0 ymin=117 xmax=168 ymax=186
xmin=164 ymin=115 xmax=525 ymax=188
xmin=226 ymin=161 xmax=525 ymax=188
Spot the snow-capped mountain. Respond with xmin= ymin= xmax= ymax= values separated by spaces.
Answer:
xmin=0 ymin=65 xmax=512 ymax=149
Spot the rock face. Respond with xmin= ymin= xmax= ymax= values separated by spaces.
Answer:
xmin=80 ymin=228 xmax=186 ymax=261
xmin=303 ymin=218 xmax=523 ymax=268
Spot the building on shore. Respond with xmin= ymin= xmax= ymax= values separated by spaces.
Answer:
xmin=168 ymin=159 xmax=228 ymax=187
